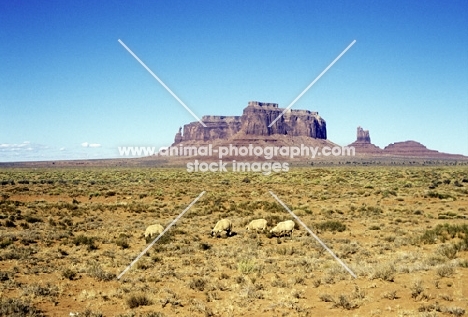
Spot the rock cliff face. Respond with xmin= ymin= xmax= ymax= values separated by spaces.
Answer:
xmin=175 ymin=115 xmax=242 ymax=143
xmin=173 ymin=101 xmax=326 ymax=144
xmin=356 ymin=126 xmax=371 ymax=143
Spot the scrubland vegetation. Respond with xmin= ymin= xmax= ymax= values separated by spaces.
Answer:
xmin=0 ymin=166 xmax=467 ymax=316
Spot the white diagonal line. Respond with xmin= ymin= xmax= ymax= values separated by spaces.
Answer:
xmin=269 ymin=40 xmax=356 ymax=127
xmin=117 ymin=191 xmax=205 ymax=280
xmin=269 ymin=190 xmax=357 ymax=279
xmin=118 ymin=39 xmax=207 ymax=127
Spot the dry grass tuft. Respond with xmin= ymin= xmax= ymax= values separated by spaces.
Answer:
xmin=126 ymin=293 xmax=152 ymax=309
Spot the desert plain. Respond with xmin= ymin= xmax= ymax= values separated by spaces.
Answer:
xmin=0 ymin=165 xmax=467 ymax=316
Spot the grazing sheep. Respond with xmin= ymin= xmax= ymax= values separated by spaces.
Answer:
xmin=211 ymin=219 xmax=232 ymax=237
xmin=270 ymin=220 xmax=295 ymax=238
xmin=245 ymin=219 xmax=268 ymax=232
xmin=144 ymin=223 xmax=164 ymax=240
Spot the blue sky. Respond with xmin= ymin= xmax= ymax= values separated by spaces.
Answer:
xmin=1 ymin=0 xmax=467 ymax=161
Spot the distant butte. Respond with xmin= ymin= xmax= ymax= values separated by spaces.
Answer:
xmin=348 ymin=126 xmax=382 ymax=155
xmin=384 ymin=141 xmax=444 ymax=157
xmin=348 ymin=126 xmax=466 ymax=159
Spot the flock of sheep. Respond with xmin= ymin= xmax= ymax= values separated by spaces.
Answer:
xmin=144 ymin=218 xmax=295 ymax=241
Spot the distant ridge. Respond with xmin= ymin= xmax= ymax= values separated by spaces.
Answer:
xmin=348 ymin=126 xmax=467 ymax=159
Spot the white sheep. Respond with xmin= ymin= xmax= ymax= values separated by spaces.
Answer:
xmin=211 ymin=219 xmax=232 ymax=237
xmin=144 ymin=223 xmax=164 ymax=240
xmin=270 ymin=220 xmax=295 ymax=238
xmin=245 ymin=219 xmax=268 ymax=232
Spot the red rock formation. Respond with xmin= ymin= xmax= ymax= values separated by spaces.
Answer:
xmin=348 ymin=126 xmax=383 ymax=155
xmin=356 ymin=126 xmax=371 ymax=143
xmin=381 ymin=141 xmax=466 ymax=158
xmin=348 ymin=127 xmax=466 ymax=159
xmin=173 ymin=101 xmax=326 ymax=144
xmin=383 ymin=141 xmax=442 ymax=157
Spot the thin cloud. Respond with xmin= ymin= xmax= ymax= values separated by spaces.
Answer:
xmin=81 ymin=142 xmax=101 ymax=148
xmin=0 ymin=142 xmax=51 ymax=162
xmin=0 ymin=141 xmax=110 ymax=162
xmin=0 ymin=141 xmax=36 ymax=150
